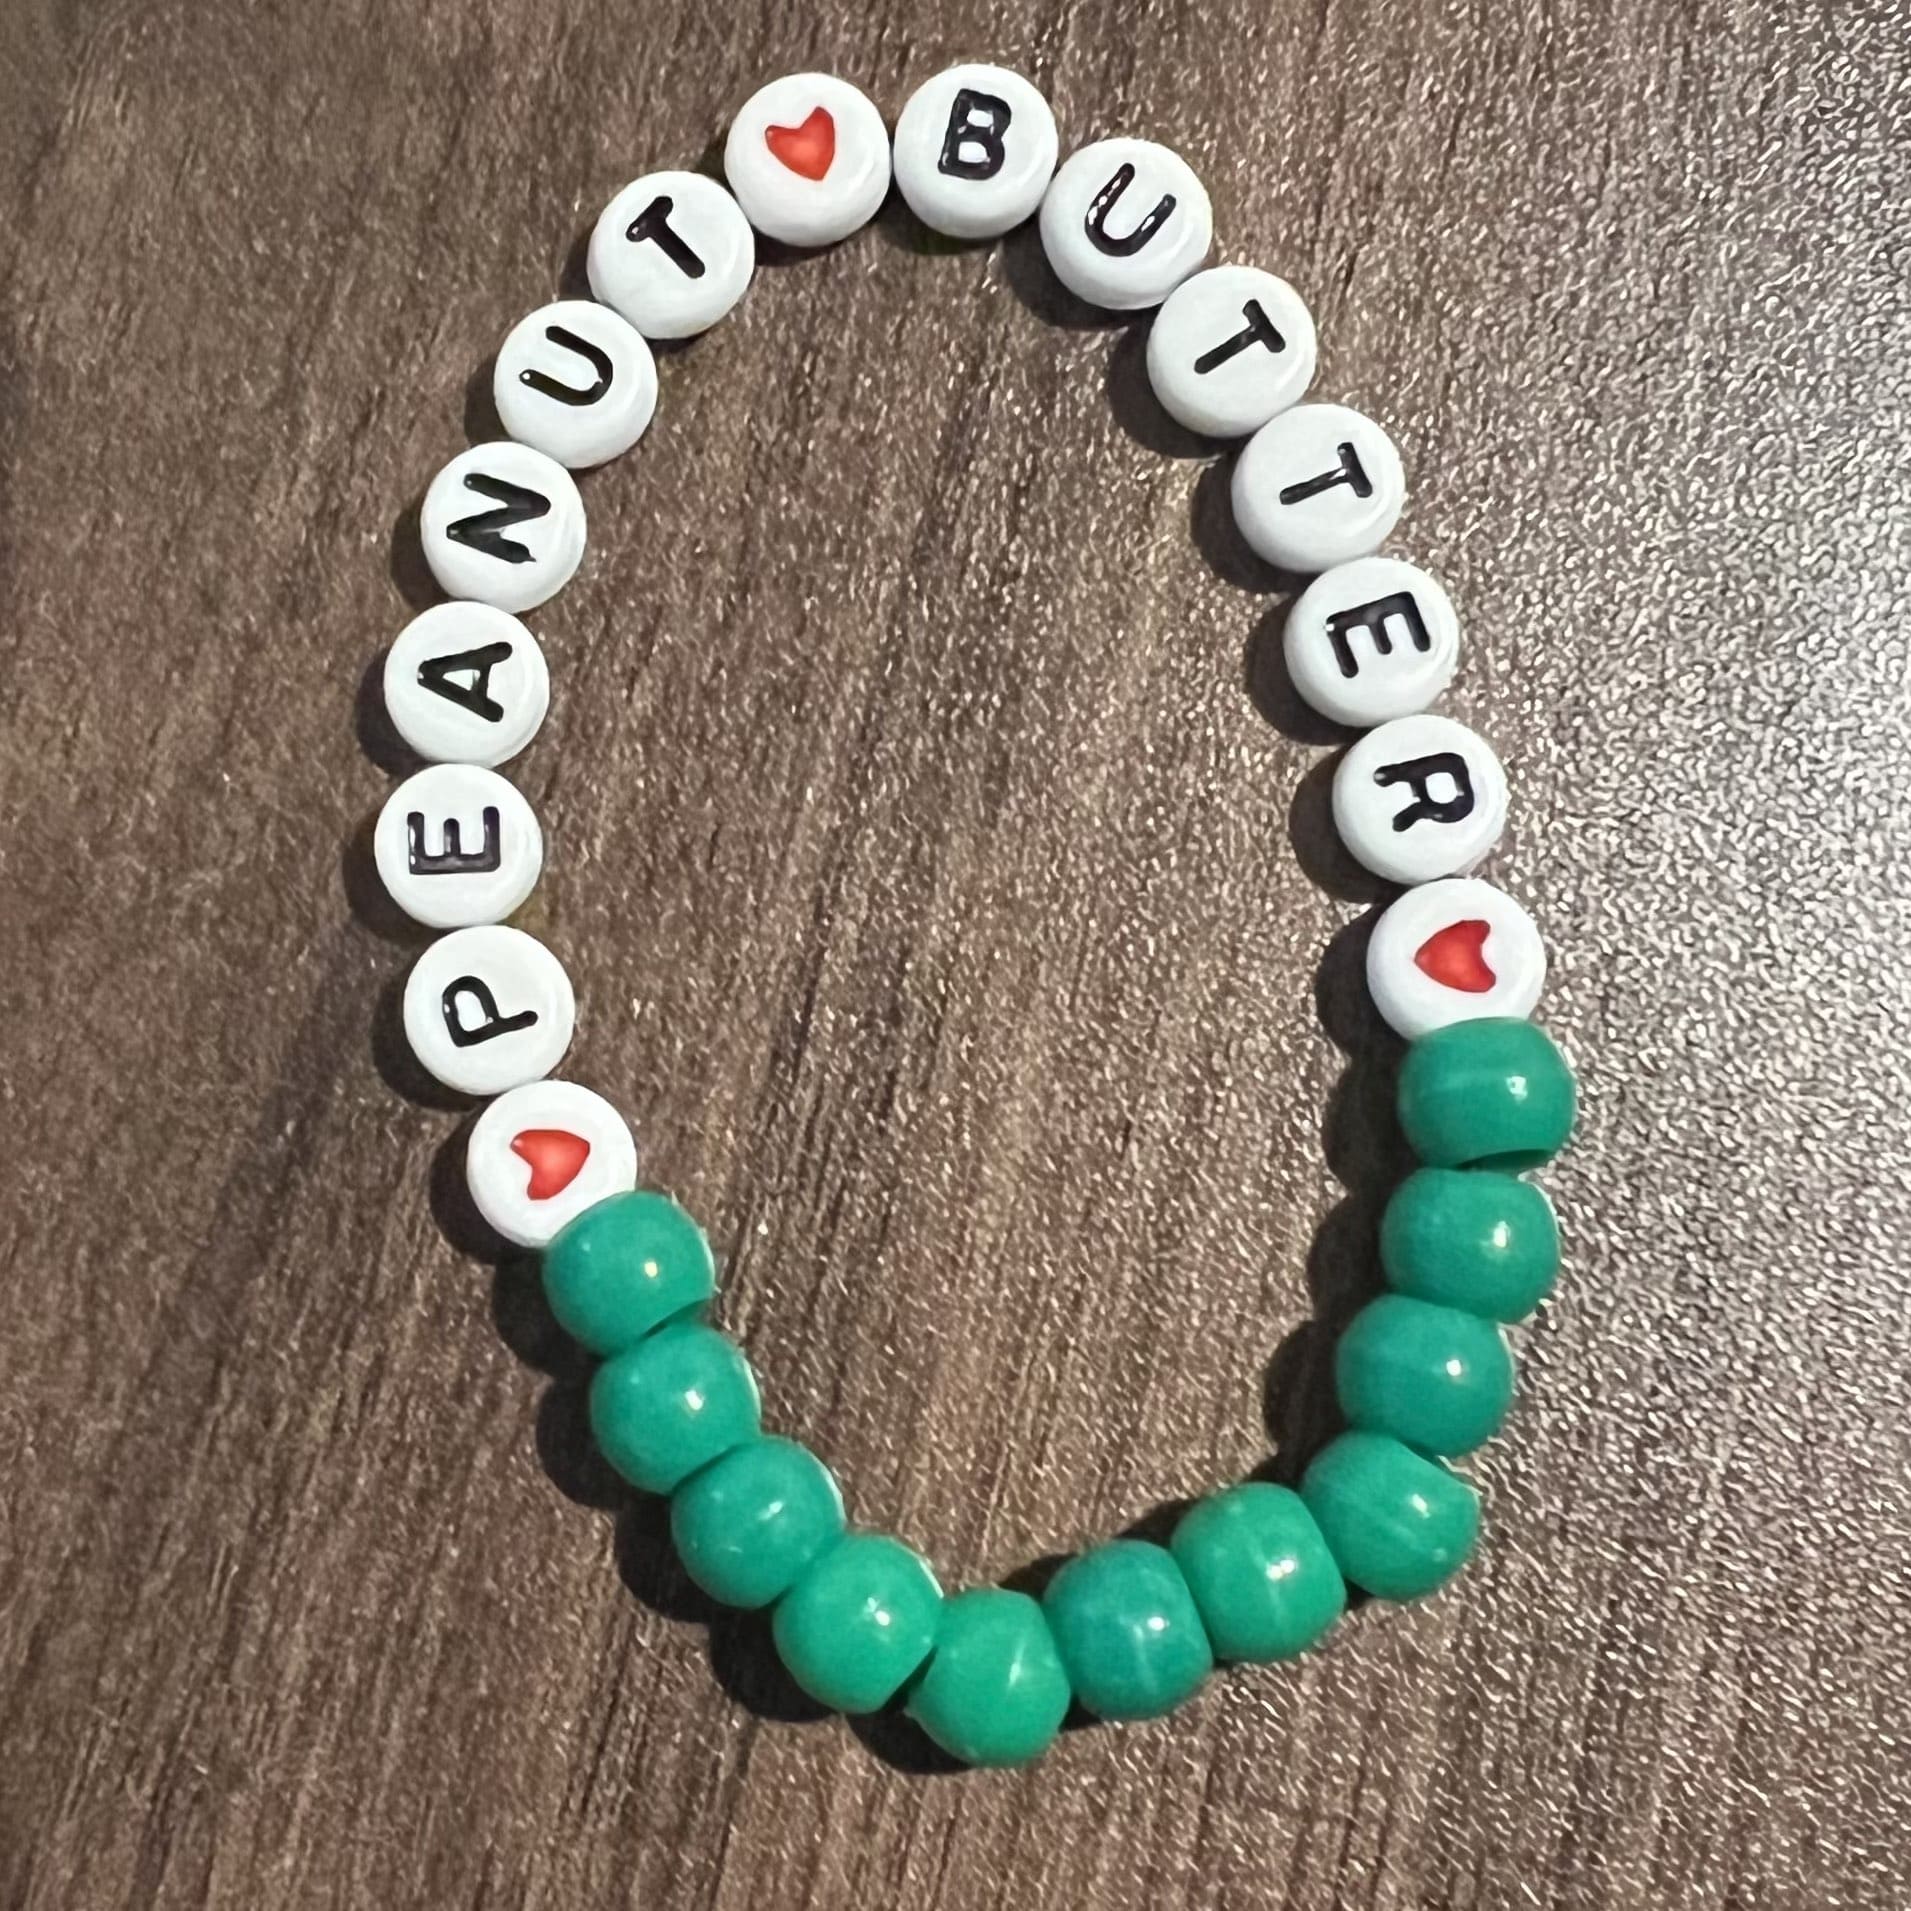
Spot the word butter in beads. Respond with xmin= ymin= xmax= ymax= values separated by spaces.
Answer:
xmin=370 ymin=63 xmax=1578 ymax=1768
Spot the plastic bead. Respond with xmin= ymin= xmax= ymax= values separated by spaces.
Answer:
xmin=1042 ymin=1539 xmax=1212 ymax=1721
xmin=493 ymin=299 xmax=657 ymax=470
xmin=1283 ymin=556 xmax=1459 ymax=729
xmin=1332 ymin=713 xmax=1508 ymax=886
xmin=773 ymin=1533 xmax=943 ymax=1714
xmin=891 ymin=63 xmax=1058 ymax=241
xmin=1037 ymin=138 xmax=1213 ymax=311
xmin=1334 ymin=1294 xmax=1514 ymax=1458
xmin=1146 ymin=265 xmax=1316 ymax=438
xmin=1397 ymin=1018 xmax=1577 ymax=1170
xmin=723 ymin=73 xmax=891 ymax=248
xmin=382 ymin=601 xmax=549 ymax=766
xmin=1169 ymin=1484 xmax=1345 ymax=1663
xmin=1366 ymin=877 xmax=1546 ymax=1040
xmin=589 ymin=1321 xmax=760 ymax=1494
xmin=670 ymin=1436 xmax=844 ymax=1609
xmin=402 ymin=923 xmax=575 ymax=1097
xmin=905 ymin=1588 xmax=1073 ymax=1767
xmin=1300 ymin=1430 xmax=1480 ymax=1602
xmin=1380 ymin=1167 xmax=1560 ymax=1322
xmin=588 ymin=171 xmax=755 ymax=339
xmin=541 ymin=1190 xmax=716 ymax=1358
xmin=373 ymin=762 xmax=543 ymax=931
xmin=420 ymin=441 xmax=586 ymax=614
xmin=465 ymin=1078 xmax=639 ymax=1248
xmin=1230 ymin=403 xmax=1404 ymax=573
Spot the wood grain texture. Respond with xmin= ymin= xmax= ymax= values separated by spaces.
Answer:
xmin=3 ymin=1 xmax=1909 ymax=1906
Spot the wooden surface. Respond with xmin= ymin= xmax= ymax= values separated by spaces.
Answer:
xmin=4 ymin=2 xmax=1909 ymax=1906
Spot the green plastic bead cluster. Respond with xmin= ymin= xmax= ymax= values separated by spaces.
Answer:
xmin=540 ymin=1017 xmax=1574 ymax=1765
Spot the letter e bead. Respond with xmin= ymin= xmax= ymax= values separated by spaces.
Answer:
xmin=373 ymin=762 xmax=544 ymax=929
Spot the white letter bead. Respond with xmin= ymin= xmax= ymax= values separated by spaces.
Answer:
xmin=724 ymin=73 xmax=891 ymax=248
xmin=1230 ymin=403 xmax=1405 ymax=573
xmin=403 ymin=925 xmax=576 ymax=1096
xmin=383 ymin=602 xmax=550 ymax=766
xmin=493 ymin=300 xmax=656 ymax=469
xmin=466 ymin=1079 xmax=639 ymax=1248
xmin=1284 ymin=557 xmax=1459 ymax=729
xmin=588 ymin=171 xmax=755 ymax=339
xmin=1146 ymin=266 xmax=1316 ymax=437
xmin=374 ymin=762 xmax=544 ymax=929
xmin=892 ymin=64 xmax=1058 ymax=240
xmin=421 ymin=442 xmax=586 ymax=614
xmin=1332 ymin=713 xmax=1507 ymax=885
xmin=1038 ymin=138 xmax=1213 ymax=311
xmin=1366 ymin=878 xmax=1546 ymax=1041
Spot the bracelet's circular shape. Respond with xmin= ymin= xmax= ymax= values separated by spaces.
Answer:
xmin=369 ymin=63 xmax=1578 ymax=1768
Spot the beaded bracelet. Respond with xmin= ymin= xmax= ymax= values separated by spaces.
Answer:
xmin=369 ymin=63 xmax=1577 ymax=1768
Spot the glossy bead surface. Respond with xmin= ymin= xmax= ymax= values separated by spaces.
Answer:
xmin=494 ymin=299 xmax=656 ymax=469
xmin=1332 ymin=713 xmax=1508 ymax=886
xmin=1366 ymin=878 xmax=1546 ymax=1040
xmin=1301 ymin=1430 xmax=1480 ymax=1602
xmin=374 ymin=762 xmax=543 ymax=930
xmin=589 ymin=1321 xmax=760 ymax=1495
xmin=1230 ymin=403 xmax=1404 ymax=573
xmin=1397 ymin=1018 xmax=1577 ymax=1170
xmin=466 ymin=1078 xmax=639 ymax=1249
xmin=541 ymin=1190 xmax=716 ymax=1357
xmin=1284 ymin=556 xmax=1459 ymax=729
xmin=905 ymin=1588 xmax=1072 ymax=1767
xmin=1380 ymin=1167 xmax=1561 ymax=1322
xmin=773 ymin=1533 xmax=943 ymax=1714
xmin=403 ymin=923 xmax=574 ymax=1097
xmin=1146 ymin=265 xmax=1316 ymax=438
xmin=724 ymin=72 xmax=890 ymax=248
xmin=589 ymin=171 xmax=755 ymax=339
xmin=1169 ymin=1484 xmax=1345 ymax=1663
xmin=892 ymin=63 xmax=1057 ymax=240
xmin=670 ymin=1436 xmax=844 ymax=1609
xmin=1334 ymin=1294 xmax=1514 ymax=1457
xmin=421 ymin=441 xmax=586 ymax=613
xmin=1042 ymin=1539 xmax=1212 ymax=1721
xmin=383 ymin=601 xmax=549 ymax=766
xmin=1038 ymin=138 xmax=1213 ymax=311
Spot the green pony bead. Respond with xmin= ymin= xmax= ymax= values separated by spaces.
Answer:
xmin=1042 ymin=1539 xmax=1213 ymax=1721
xmin=1334 ymin=1294 xmax=1515 ymax=1458
xmin=773 ymin=1533 xmax=943 ymax=1714
xmin=1396 ymin=1019 xmax=1576 ymax=1171
xmin=1300 ymin=1430 xmax=1480 ymax=1602
xmin=905 ymin=1589 xmax=1073 ymax=1767
xmin=588 ymin=1320 xmax=760 ymax=1494
xmin=669 ymin=1436 xmax=844 ymax=1609
xmin=1169 ymin=1484 xmax=1346 ymax=1663
xmin=1380 ymin=1167 xmax=1560 ymax=1322
xmin=542 ymin=1191 xmax=716 ymax=1357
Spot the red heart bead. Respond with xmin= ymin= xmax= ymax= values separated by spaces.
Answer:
xmin=510 ymin=1128 xmax=591 ymax=1200
xmin=765 ymin=105 xmax=835 ymax=181
xmin=1413 ymin=919 xmax=1496 ymax=994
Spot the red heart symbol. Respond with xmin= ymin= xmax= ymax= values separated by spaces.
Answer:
xmin=1414 ymin=919 xmax=1496 ymax=993
xmin=510 ymin=1128 xmax=591 ymax=1200
xmin=765 ymin=105 xmax=835 ymax=181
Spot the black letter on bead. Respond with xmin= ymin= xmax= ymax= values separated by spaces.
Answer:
xmin=446 ymin=474 xmax=550 ymax=566
xmin=417 ymin=641 xmax=514 ymax=723
xmin=406 ymin=806 xmax=503 ymax=875
xmin=520 ymin=324 xmax=613 ymax=407
xmin=441 ymin=975 xmax=539 ymax=1048
xmin=1374 ymin=754 xmax=1475 ymax=833
xmin=1325 ymin=592 xmax=1432 ymax=681
xmin=626 ymin=194 xmax=707 ymax=280
xmin=1192 ymin=299 xmax=1287 ymax=376
xmin=1084 ymin=164 xmax=1176 ymax=256
xmin=1278 ymin=441 xmax=1373 ymax=508
xmin=939 ymin=88 xmax=1011 ymax=179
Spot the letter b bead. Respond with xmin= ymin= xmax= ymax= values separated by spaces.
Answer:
xmin=892 ymin=64 xmax=1058 ymax=240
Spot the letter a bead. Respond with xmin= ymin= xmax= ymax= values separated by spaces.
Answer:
xmin=383 ymin=602 xmax=550 ymax=767
xmin=891 ymin=64 xmax=1058 ymax=240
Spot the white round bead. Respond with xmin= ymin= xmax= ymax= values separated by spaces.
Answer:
xmin=1230 ymin=403 xmax=1405 ymax=573
xmin=588 ymin=171 xmax=755 ymax=339
xmin=1038 ymin=138 xmax=1213 ymax=311
xmin=493 ymin=299 xmax=656 ymax=469
xmin=466 ymin=1079 xmax=639 ymax=1248
xmin=892 ymin=64 xmax=1057 ymax=240
xmin=1145 ymin=266 xmax=1316 ymax=437
xmin=383 ymin=602 xmax=550 ymax=766
xmin=1332 ymin=713 xmax=1508 ymax=885
xmin=403 ymin=925 xmax=576 ymax=1096
xmin=421 ymin=442 xmax=586 ymax=614
xmin=723 ymin=73 xmax=890 ymax=248
xmin=1284 ymin=557 xmax=1459 ymax=729
xmin=373 ymin=762 xmax=544 ymax=930
xmin=1365 ymin=878 xmax=1547 ymax=1041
